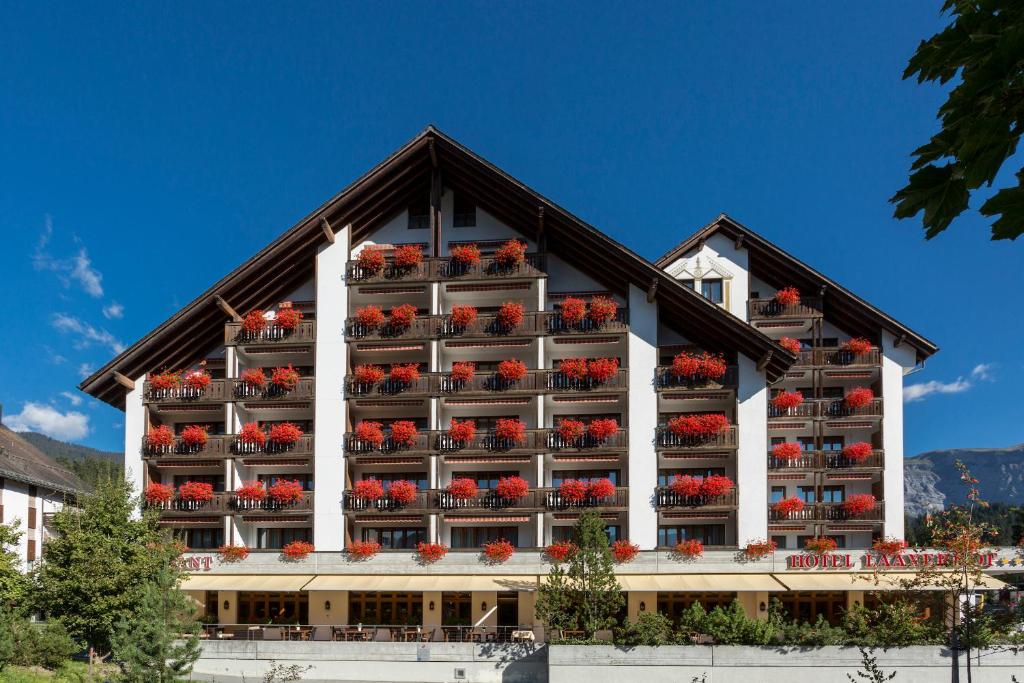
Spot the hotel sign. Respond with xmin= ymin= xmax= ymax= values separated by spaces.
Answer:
xmin=787 ymin=552 xmax=999 ymax=570
xmin=182 ymin=555 xmax=213 ymax=572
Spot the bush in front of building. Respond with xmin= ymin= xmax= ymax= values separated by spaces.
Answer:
xmin=614 ymin=612 xmax=676 ymax=646
xmin=0 ymin=611 xmax=80 ymax=672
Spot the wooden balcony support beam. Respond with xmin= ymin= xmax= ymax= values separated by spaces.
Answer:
xmin=320 ymin=216 xmax=335 ymax=244
xmin=113 ymin=371 xmax=135 ymax=391
xmin=214 ymin=295 xmax=243 ymax=323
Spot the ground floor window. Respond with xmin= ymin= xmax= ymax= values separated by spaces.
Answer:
xmin=777 ymin=591 xmax=846 ymax=625
xmin=658 ymin=524 xmax=725 ymax=547
xmin=349 ymin=592 xmax=422 ymax=626
xmin=361 ymin=527 xmax=425 ymax=549
xmin=257 ymin=527 xmax=312 ymax=549
xmin=442 ymin=592 xmax=472 ymax=625
xmin=178 ymin=527 xmax=223 ymax=549
xmin=658 ymin=592 xmax=737 ymax=621
xmin=450 ymin=526 xmax=519 ymax=548
xmin=237 ymin=591 xmax=308 ymax=625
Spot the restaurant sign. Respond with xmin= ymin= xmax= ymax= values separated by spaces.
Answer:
xmin=182 ymin=555 xmax=213 ymax=572
xmin=787 ymin=551 xmax=999 ymax=570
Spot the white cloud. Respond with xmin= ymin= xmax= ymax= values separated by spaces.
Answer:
xmin=77 ymin=363 xmax=95 ymax=379
xmin=102 ymin=301 xmax=124 ymax=319
xmin=3 ymin=402 xmax=90 ymax=441
xmin=971 ymin=363 xmax=994 ymax=381
xmin=43 ymin=346 xmax=67 ymax=365
xmin=33 ymin=217 xmax=104 ymax=298
xmin=904 ymin=362 xmax=996 ymax=403
xmin=70 ymin=249 xmax=104 ymax=298
xmin=60 ymin=391 xmax=83 ymax=407
xmin=51 ymin=313 xmax=125 ymax=354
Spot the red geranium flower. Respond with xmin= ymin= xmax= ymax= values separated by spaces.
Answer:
xmin=545 ymin=541 xmax=576 ymax=563
xmin=496 ymin=359 xmax=527 ymax=382
xmin=353 ymin=364 xmax=385 ymax=386
xmin=149 ymin=371 xmax=181 ymax=390
xmin=482 ymin=539 xmax=515 ymax=563
xmin=771 ymin=391 xmax=804 ymax=410
xmin=743 ymin=539 xmax=777 ymax=560
xmin=241 ymin=368 xmax=267 ymax=388
xmin=772 ymin=442 xmax=803 ymax=460
xmin=842 ymin=337 xmax=873 ymax=355
xmin=587 ymin=478 xmax=616 ymax=499
xmin=144 ymin=483 xmax=174 ymax=505
xmin=275 ymin=307 xmax=303 ymax=330
xmin=393 ymin=244 xmax=423 ymax=269
xmin=587 ymin=358 xmax=619 ymax=383
xmin=843 ymin=493 xmax=877 ymax=517
xmin=700 ymin=475 xmax=735 ymax=498
xmin=282 ymin=540 xmax=314 ymax=560
xmin=239 ymin=422 xmax=266 ymax=447
xmin=558 ymin=358 xmax=588 ymax=380
xmin=779 ymin=337 xmax=802 ymax=354
xmin=667 ymin=413 xmax=729 ymax=438
xmin=354 ymin=305 xmax=386 ymax=328
xmin=389 ymin=420 xmax=419 ymax=447
xmin=182 ymin=370 xmax=211 ymax=391
xmin=774 ymin=286 xmax=801 ymax=306
xmin=447 ymin=419 xmax=477 ymax=444
xmin=356 ymin=248 xmax=386 ymax=273
xmin=347 ymin=540 xmax=382 ymax=560
xmin=447 ymin=478 xmax=479 ymax=500
xmin=557 ymin=419 xmax=585 ymax=443
xmin=268 ymin=480 xmax=304 ymax=505
xmin=494 ymin=418 xmax=525 ymax=444
xmin=218 ymin=544 xmax=250 ymax=562
xmin=450 ymin=361 xmax=476 ymax=383
xmin=389 ymin=303 xmax=418 ymax=328
xmin=269 ymin=422 xmax=303 ymax=445
xmin=235 ymin=481 xmax=267 ymax=502
xmin=772 ymin=496 xmax=805 ymax=517
xmin=558 ymin=479 xmax=588 ymax=502
xmin=587 ymin=418 xmax=619 ymax=442
xmin=353 ymin=479 xmax=385 ymax=501
xmin=669 ymin=475 xmax=702 ymax=497
xmin=496 ymin=302 xmax=525 ymax=329
xmin=387 ymin=480 xmax=418 ymax=506
xmin=611 ymin=540 xmax=639 ymax=563
xmin=178 ymin=481 xmax=214 ymax=503
xmin=588 ymin=296 xmax=618 ymax=324
xmin=354 ymin=421 xmax=385 ymax=448
xmin=450 ymin=305 xmax=478 ymax=328
xmin=270 ymin=365 xmax=300 ymax=391
xmin=180 ymin=425 xmax=208 ymax=448
xmin=494 ymin=240 xmax=527 ymax=267
xmin=560 ymin=297 xmax=587 ymax=326
xmin=872 ymin=537 xmax=907 ymax=556
xmin=450 ymin=243 xmax=481 ymax=266
xmin=844 ymin=387 xmax=874 ymax=409
xmin=242 ymin=310 xmax=267 ymax=334
xmin=674 ymin=539 xmax=704 ymax=558
xmin=842 ymin=442 xmax=874 ymax=461
xmin=805 ymin=537 xmax=838 ymax=555
xmin=389 ymin=363 xmax=421 ymax=385
xmin=416 ymin=542 xmax=449 ymax=563
xmin=145 ymin=425 xmax=174 ymax=450
xmin=495 ymin=476 xmax=529 ymax=500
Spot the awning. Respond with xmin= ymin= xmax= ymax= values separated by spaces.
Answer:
xmin=614 ymin=574 xmax=786 ymax=592
xmin=181 ymin=575 xmax=314 ymax=591
xmin=303 ymin=575 xmax=539 ymax=592
xmin=773 ymin=573 xmax=1009 ymax=591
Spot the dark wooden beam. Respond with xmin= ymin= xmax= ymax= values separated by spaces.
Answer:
xmin=430 ymin=167 xmax=442 ymax=258
xmin=757 ymin=350 xmax=774 ymax=371
xmin=112 ymin=371 xmax=135 ymax=391
xmin=429 ymin=138 xmax=438 ymax=168
xmin=214 ymin=296 xmax=242 ymax=322
xmin=536 ymin=206 xmax=546 ymax=251
xmin=734 ymin=233 xmax=745 ymax=250
xmin=320 ymin=217 xmax=335 ymax=244
xmin=894 ymin=333 xmax=906 ymax=348
xmin=646 ymin=279 xmax=658 ymax=303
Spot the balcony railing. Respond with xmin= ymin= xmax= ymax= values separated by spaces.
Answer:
xmin=654 ymin=487 xmax=738 ymax=509
xmin=344 ymin=428 xmax=629 ymax=457
xmin=748 ymin=296 xmax=823 ymax=320
xmin=768 ymin=500 xmax=885 ymax=523
xmin=540 ymin=486 xmax=628 ymax=510
xmin=655 ymin=366 xmax=738 ymax=392
xmin=345 ymin=369 xmax=629 ymax=398
xmin=544 ymin=309 xmax=629 ymax=335
xmin=654 ymin=426 xmax=738 ymax=451
xmin=343 ymin=490 xmax=434 ymax=513
xmin=769 ymin=399 xmax=883 ymax=420
xmin=142 ymin=434 xmax=315 ymax=459
xmin=344 ymin=310 xmax=630 ymax=341
xmin=224 ymin=320 xmax=316 ymax=346
xmin=344 ymin=254 xmax=547 ymax=284
xmin=345 ymin=259 xmax=433 ymax=284
xmin=346 ymin=374 xmax=435 ymax=398
xmin=344 ymin=487 xmax=628 ymax=513
xmin=232 ymin=377 xmax=316 ymax=401
xmin=143 ymin=379 xmax=230 ymax=404
xmin=816 ymin=348 xmax=881 ymax=367
xmin=151 ymin=492 xmax=314 ymax=515
xmin=767 ymin=449 xmax=884 ymax=471
xmin=768 ymin=403 xmax=817 ymax=420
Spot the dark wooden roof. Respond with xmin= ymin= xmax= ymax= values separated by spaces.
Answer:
xmin=0 ymin=425 xmax=87 ymax=496
xmin=80 ymin=127 xmax=795 ymax=408
xmin=656 ymin=214 xmax=939 ymax=362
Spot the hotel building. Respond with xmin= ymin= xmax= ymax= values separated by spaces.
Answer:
xmin=80 ymin=127 xmax=1015 ymax=638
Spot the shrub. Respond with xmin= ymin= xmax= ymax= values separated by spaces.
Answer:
xmin=559 ymin=479 xmax=588 ymax=502
xmin=387 ymin=480 xmax=418 ymax=505
xmin=804 ymin=536 xmax=838 ymax=555
xmin=269 ymin=422 xmax=303 ymax=445
xmin=447 ymin=478 xmax=479 ymax=500
xmin=447 ymin=419 xmax=476 ymax=443
xmin=772 ymin=442 xmax=803 ymax=459
xmin=743 ymin=538 xmax=777 ymax=560
xmin=354 ymin=421 xmax=385 ymax=448
xmin=772 ymin=496 xmax=805 ymax=517
xmin=496 ymin=359 xmax=527 ymax=382
xmin=587 ymin=357 xmax=619 ymax=383
xmin=610 ymin=540 xmax=639 ymax=563
xmin=843 ymin=493 xmax=877 ymax=517
xmin=450 ymin=243 xmax=481 ymax=265
xmin=145 ymin=425 xmax=174 ymax=449
xmin=7 ymin=617 xmax=79 ymax=670
xmin=353 ymin=478 xmax=385 ymax=501
xmin=347 ymin=540 xmax=382 ymax=560
xmin=771 ymin=390 xmax=804 ymax=410
xmin=701 ymin=600 xmax=779 ymax=645
xmin=842 ymin=441 xmax=874 ymax=461
xmin=482 ymin=539 xmax=515 ymax=563
xmin=779 ymin=613 xmax=848 ymax=646
xmin=843 ymin=337 xmax=873 ymax=355
xmin=449 ymin=304 xmax=478 ymax=327
xmin=239 ymin=422 xmax=266 ymax=447
xmin=181 ymin=370 xmax=211 ymax=391
xmin=449 ymin=361 xmax=476 ymax=383
xmin=417 ymin=542 xmax=449 ymax=563
xmin=218 ymin=544 xmax=250 ymax=562
xmin=587 ymin=478 xmax=616 ymax=499
xmin=389 ymin=420 xmax=419 ymax=447
xmin=144 ymin=483 xmax=174 ymax=505
xmin=496 ymin=301 xmax=525 ymax=329
xmin=275 ymin=306 xmax=303 ymax=330
xmin=282 ymin=541 xmax=314 ymax=560
xmin=560 ymin=297 xmax=587 ymax=325
xmin=588 ymin=296 xmax=618 ymax=324
xmin=270 ymin=365 xmax=300 ymax=391
xmin=389 ymin=363 xmax=421 ymax=384
xmin=240 ymin=367 xmax=267 ymax=388
xmin=242 ymin=309 xmax=267 ymax=334
xmin=495 ymin=476 xmax=529 ymax=500
xmin=494 ymin=239 xmax=526 ymax=267
xmin=674 ymin=539 xmax=704 ymax=558
xmin=178 ymin=481 xmax=214 ymax=503
xmin=774 ymin=286 xmax=801 ymax=306
xmin=353 ymin=364 xmax=385 ymax=386
xmin=844 ymin=386 xmax=875 ymax=409
xmin=235 ymin=481 xmax=266 ymax=502
xmin=389 ymin=303 xmax=418 ymax=328
xmin=779 ymin=336 xmax=802 ymax=354
xmin=557 ymin=419 xmax=586 ymax=442
xmin=356 ymin=248 xmax=386 ymax=273
xmin=393 ymin=244 xmax=423 ymax=268
xmin=494 ymin=418 xmax=525 ymax=443
xmin=614 ymin=612 xmax=675 ymax=646
xmin=545 ymin=541 xmax=576 ymax=563
xmin=267 ymin=480 xmax=304 ymax=505
xmin=842 ymin=601 xmax=944 ymax=647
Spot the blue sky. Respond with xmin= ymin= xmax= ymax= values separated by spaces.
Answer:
xmin=0 ymin=2 xmax=1020 ymax=455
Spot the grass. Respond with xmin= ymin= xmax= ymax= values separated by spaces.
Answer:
xmin=0 ymin=662 xmax=118 ymax=683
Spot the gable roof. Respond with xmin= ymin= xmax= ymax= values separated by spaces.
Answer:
xmin=656 ymin=214 xmax=938 ymax=362
xmin=80 ymin=127 xmax=795 ymax=408
xmin=0 ymin=425 xmax=87 ymax=496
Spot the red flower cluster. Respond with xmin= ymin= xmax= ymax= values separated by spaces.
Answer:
xmin=270 ymin=365 xmax=300 ymax=391
xmin=235 ymin=481 xmax=267 ymax=502
xmin=356 ymin=248 xmax=386 ymax=273
xmin=269 ymin=423 xmax=303 ymax=445
xmin=180 ymin=425 xmax=208 ymax=448
xmin=779 ymin=337 xmax=802 ymax=354
xmin=771 ymin=391 xmax=804 ymax=410
xmin=497 ymin=359 xmax=527 ymax=382
xmin=449 ymin=305 xmax=478 ymax=328
xmin=557 ymin=419 xmax=585 ymax=442
xmin=843 ymin=493 xmax=877 ymax=517
xmin=354 ymin=364 xmax=385 ymax=386
xmin=389 ymin=303 xmax=418 ymax=328
xmin=242 ymin=310 xmax=267 ymax=334
xmin=844 ymin=387 xmax=874 ymax=409
xmin=482 ymin=539 xmax=515 ymax=563
xmin=182 ymin=370 xmax=211 ymax=391
xmin=447 ymin=478 xmax=479 ymax=500
xmin=494 ymin=240 xmax=527 ymax=267
xmin=347 ymin=540 xmax=382 ymax=560
xmin=275 ymin=306 xmax=303 ymax=330
xmin=387 ymin=480 xmax=418 ymax=505
xmin=496 ymin=301 xmax=525 ymax=329
xmin=842 ymin=337 xmax=873 ymax=355
xmin=145 ymin=425 xmax=174 ymax=449
xmin=774 ymin=286 xmax=801 ymax=306
xmin=282 ymin=540 xmax=315 ymax=560
xmin=558 ymin=479 xmax=589 ymax=502
xmin=353 ymin=478 xmax=385 ymax=501
xmin=804 ymin=537 xmax=838 ymax=555
xmin=772 ymin=442 xmax=803 ymax=460
xmin=559 ymin=357 xmax=588 ymax=380
xmin=416 ymin=542 xmax=449 ymax=563
xmin=239 ymin=423 xmax=266 ymax=447
xmin=701 ymin=474 xmax=735 ymax=497
xmin=872 ymin=537 xmax=907 ymax=556
xmin=670 ymin=352 xmax=727 ymax=380
xmin=545 ymin=541 xmax=577 ymax=563
xmin=354 ymin=421 xmax=385 ymax=447
xmin=559 ymin=297 xmax=587 ymax=326
xmin=389 ymin=420 xmax=419 ymax=447
xmin=611 ymin=540 xmax=640 ymax=563
xmin=667 ymin=413 xmax=730 ymax=438
xmin=450 ymin=361 xmax=476 ymax=383
xmin=588 ymin=418 xmax=619 ymax=442
xmin=669 ymin=474 xmax=735 ymax=499
xmin=241 ymin=368 xmax=267 ymax=388
xmin=495 ymin=476 xmax=529 ymax=500
xmin=218 ymin=544 xmax=250 ymax=562
xmin=450 ymin=243 xmax=481 ymax=266
xmin=743 ymin=538 xmax=777 ymax=560
xmin=587 ymin=358 xmax=620 ymax=383
xmin=674 ymin=539 xmax=704 ymax=558
xmin=178 ymin=481 xmax=214 ymax=503
xmin=587 ymin=478 xmax=616 ymax=498
xmin=393 ymin=244 xmax=423 ymax=269
xmin=149 ymin=371 xmax=181 ymax=390
xmin=447 ymin=419 xmax=477 ymax=443
xmin=772 ymin=496 xmax=805 ymax=517
xmin=494 ymin=418 xmax=526 ymax=443
xmin=588 ymin=296 xmax=618 ymax=324
xmin=389 ymin=363 xmax=421 ymax=385
xmin=355 ymin=305 xmax=386 ymax=328
xmin=268 ymin=480 xmax=304 ymax=505
xmin=144 ymin=483 xmax=174 ymax=504
xmin=842 ymin=442 xmax=873 ymax=461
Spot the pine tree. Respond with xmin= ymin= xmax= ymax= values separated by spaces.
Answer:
xmin=111 ymin=565 xmax=201 ymax=682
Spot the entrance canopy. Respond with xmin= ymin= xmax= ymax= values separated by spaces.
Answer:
xmin=299 ymin=575 xmax=539 ymax=592
xmin=181 ymin=575 xmax=314 ymax=591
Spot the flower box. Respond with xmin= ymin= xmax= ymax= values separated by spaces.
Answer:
xmin=178 ymin=481 xmax=214 ymax=503
xmin=393 ymin=244 xmax=423 ymax=269
xmin=557 ymin=419 xmax=585 ymax=443
xmin=416 ymin=542 xmax=449 ymax=563
xmin=354 ymin=305 xmax=386 ymax=329
xmin=743 ymin=539 xmax=777 ymax=560
xmin=842 ymin=337 xmax=873 ymax=355
xmin=779 ymin=337 xmax=802 ymax=354
xmin=804 ymin=537 xmax=838 ymax=555
xmin=241 ymin=368 xmax=267 ymax=388
xmin=145 ymin=425 xmax=174 ymax=450
xmin=447 ymin=419 xmax=477 ymax=444
xmin=496 ymin=359 xmax=527 ymax=382
xmin=353 ymin=478 xmax=385 ymax=501
xmin=149 ymin=371 xmax=181 ymax=390
xmin=275 ymin=307 xmax=303 ymax=330
xmin=558 ymin=357 xmax=588 ymax=380
xmin=545 ymin=541 xmax=576 ymax=563
xmin=449 ymin=305 xmax=478 ymax=328
xmin=674 ymin=539 xmax=704 ymax=559
xmin=356 ymin=248 xmax=386 ymax=274
xmin=844 ymin=387 xmax=874 ymax=409
xmin=353 ymin=364 xmax=385 ymax=386
xmin=669 ymin=475 xmax=702 ymax=498
xmin=270 ymin=365 xmax=300 ymax=391
xmin=389 ymin=420 xmax=418 ymax=447
xmin=495 ymin=476 xmax=529 ymax=500
xmin=774 ymin=286 xmax=801 ymax=307
xmin=354 ymin=421 xmax=385 ymax=448
xmin=450 ymin=244 xmax=481 ymax=266
xmin=670 ymin=352 xmax=726 ymax=380
xmin=842 ymin=493 xmax=877 ymax=517
xmin=180 ymin=425 xmax=208 ymax=448
xmin=772 ymin=442 xmax=803 ymax=460
xmin=482 ymin=539 xmax=515 ymax=563
xmin=872 ymin=537 xmax=907 ymax=556
xmin=239 ymin=422 xmax=267 ymax=447
xmin=268 ymin=423 xmax=303 ymax=446
xmin=559 ymin=297 xmax=587 ymax=326
xmin=347 ymin=540 xmax=382 ymax=560
xmin=587 ymin=358 xmax=619 ymax=383
xmin=282 ymin=540 xmax=314 ymax=560
xmin=842 ymin=442 xmax=874 ymax=461
xmin=267 ymin=480 xmax=304 ymax=505
xmin=389 ymin=303 xmax=418 ymax=328
xmin=558 ymin=479 xmax=588 ymax=502
xmin=496 ymin=302 xmax=525 ymax=329
xmin=667 ymin=413 xmax=729 ymax=439
xmin=588 ymin=296 xmax=618 ymax=325
xmin=242 ymin=310 xmax=267 ymax=334
xmin=389 ymin=363 xmax=421 ymax=385
xmin=587 ymin=478 xmax=616 ymax=499
xmin=218 ymin=544 xmax=249 ymax=562
xmin=447 ymin=478 xmax=479 ymax=500
xmin=772 ymin=496 xmax=805 ymax=517
xmin=182 ymin=371 xmax=211 ymax=391
xmin=611 ymin=540 xmax=639 ymax=563
xmin=700 ymin=475 xmax=735 ymax=498
xmin=494 ymin=240 xmax=527 ymax=268
xmin=386 ymin=480 xmax=418 ymax=506
xmin=144 ymin=483 xmax=174 ymax=505
xmin=770 ymin=391 xmax=804 ymax=410
xmin=235 ymin=481 xmax=267 ymax=502
xmin=588 ymin=418 xmax=618 ymax=442
xmin=449 ymin=361 xmax=475 ymax=383
xmin=494 ymin=418 xmax=525 ymax=443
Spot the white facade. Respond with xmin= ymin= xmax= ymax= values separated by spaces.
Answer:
xmin=0 ymin=477 xmax=72 ymax=570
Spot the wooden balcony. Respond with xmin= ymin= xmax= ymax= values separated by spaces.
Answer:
xmin=232 ymin=377 xmax=316 ymax=402
xmin=344 ymin=428 xmax=629 ymax=457
xmin=344 ymin=253 xmax=547 ymax=284
xmin=654 ymin=487 xmax=738 ymax=510
xmin=346 ymin=369 xmax=629 ymax=399
xmin=344 ymin=310 xmax=630 ymax=342
xmin=143 ymin=379 xmax=230 ymax=405
xmin=142 ymin=434 xmax=315 ymax=460
xmin=224 ymin=320 xmax=316 ymax=347
xmin=345 ymin=374 xmax=435 ymax=398
xmin=767 ymin=403 xmax=817 ymax=420
xmin=655 ymin=366 xmax=738 ymax=392
xmin=343 ymin=487 xmax=628 ymax=514
xmin=343 ymin=490 xmax=434 ymax=514
xmin=151 ymin=492 xmax=314 ymax=516
xmin=768 ymin=500 xmax=885 ymax=523
xmin=768 ymin=399 xmax=883 ymax=420
xmin=767 ymin=449 xmax=884 ymax=472
xmin=748 ymin=296 xmax=823 ymax=320
xmin=345 ymin=259 xmax=434 ymax=284
xmin=816 ymin=348 xmax=881 ymax=367
xmin=654 ymin=426 xmax=738 ymax=452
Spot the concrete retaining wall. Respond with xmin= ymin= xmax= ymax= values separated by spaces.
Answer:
xmin=192 ymin=640 xmax=547 ymax=683
xmin=549 ymin=645 xmax=1024 ymax=683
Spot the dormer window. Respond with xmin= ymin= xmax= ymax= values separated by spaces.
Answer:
xmin=453 ymin=193 xmax=476 ymax=227
xmin=408 ymin=197 xmax=430 ymax=230
xmin=701 ymin=279 xmax=723 ymax=304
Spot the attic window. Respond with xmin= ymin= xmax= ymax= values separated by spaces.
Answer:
xmin=408 ymin=197 xmax=430 ymax=230
xmin=453 ymin=194 xmax=476 ymax=227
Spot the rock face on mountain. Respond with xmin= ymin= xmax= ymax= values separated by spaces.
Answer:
xmin=904 ymin=445 xmax=1024 ymax=516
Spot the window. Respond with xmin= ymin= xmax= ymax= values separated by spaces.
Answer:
xmin=821 ymin=437 xmax=844 ymax=452
xmin=778 ymin=591 xmax=847 ymax=625
xmin=658 ymin=468 xmax=724 ymax=487
xmin=441 ymin=592 xmax=472 ymax=626
xmin=451 ymin=471 xmax=519 ymax=489
xmin=453 ymin=194 xmax=476 ymax=227
xmin=258 ymin=474 xmax=314 ymax=490
xmin=820 ymin=387 xmax=844 ymax=399
xmin=799 ymin=486 xmax=816 ymax=503
xmin=407 ymin=197 xmax=430 ymax=230
xmin=770 ymin=486 xmax=786 ymax=504
xmin=798 ymin=437 xmax=816 ymax=451
xmin=551 ymin=525 xmax=621 ymax=544
xmin=657 ymin=524 xmax=725 ymax=547
xmin=173 ymin=474 xmax=224 ymax=490
xmin=365 ymin=472 xmax=429 ymax=490
xmin=680 ymin=279 xmax=695 ymax=290
xmin=701 ymin=279 xmax=724 ymax=304
xmin=349 ymin=592 xmax=422 ymax=625
xmin=821 ymin=486 xmax=845 ymax=503
xmin=257 ymin=527 xmax=312 ymax=549
xmin=658 ymin=592 xmax=736 ymax=621
xmin=237 ymin=592 xmax=308 ymax=625
xmin=772 ymin=535 xmax=788 ymax=550
xmin=361 ymin=527 xmax=426 ymax=549
xmin=450 ymin=527 xmax=519 ymax=548
xmin=551 ymin=470 xmax=621 ymax=486
xmin=180 ymin=528 xmax=223 ymax=549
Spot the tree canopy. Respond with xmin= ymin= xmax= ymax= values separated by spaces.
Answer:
xmin=891 ymin=1 xmax=1024 ymax=240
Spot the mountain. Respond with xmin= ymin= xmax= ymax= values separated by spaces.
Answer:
xmin=904 ymin=444 xmax=1024 ymax=516
xmin=17 ymin=432 xmax=122 ymax=487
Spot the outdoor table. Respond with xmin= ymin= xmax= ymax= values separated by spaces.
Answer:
xmin=511 ymin=630 xmax=535 ymax=642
